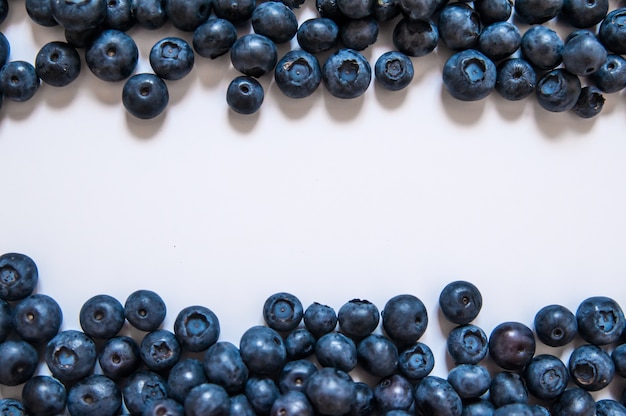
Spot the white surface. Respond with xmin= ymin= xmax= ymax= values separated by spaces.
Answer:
xmin=1 ymin=0 xmax=626 ymax=406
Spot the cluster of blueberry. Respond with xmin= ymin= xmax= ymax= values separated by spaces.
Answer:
xmin=0 ymin=0 xmax=625 ymax=117
xmin=2 ymin=251 xmax=626 ymax=415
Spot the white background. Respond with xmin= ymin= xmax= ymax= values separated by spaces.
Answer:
xmin=1 ymin=0 xmax=626 ymax=407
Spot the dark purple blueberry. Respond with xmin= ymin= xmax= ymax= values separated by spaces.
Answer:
xmin=25 ymin=0 xmax=58 ymax=27
xmin=495 ymin=58 xmax=536 ymax=101
xmin=316 ymin=0 xmax=346 ymax=22
xmin=520 ymin=25 xmax=563 ymax=70
xmin=51 ymin=0 xmax=107 ymax=31
xmin=103 ymin=0 xmax=134 ymax=30
xmin=372 ymin=0 xmax=400 ymax=21
xmin=124 ymin=289 xmax=167 ymax=332
xmin=315 ymin=331 xmax=358 ymax=372
xmin=0 ymin=61 xmax=40 ymax=102
xmin=251 ymin=1 xmax=298 ymax=44
xmin=142 ymin=398 xmax=185 ymax=416
xmin=149 ymin=37 xmax=194 ymax=80
xmin=559 ymin=0 xmax=607 ymax=28
xmin=514 ymin=0 xmax=562 ymax=24
xmin=462 ymin=399 xmax=495 ymax=416
xmin=398 ymin=342 xmax=435 ymax=380
xmin=98 ymin=335 xmax=142 ymax=380
xmin=274 ymin=49 xmax=322 ymax=99
xmin=489 ymin=371 xmax=528 ymax=408
xmin=212 ymin=0 xmax=255 ymax=23
xmin=297 ymin=18 xmax=340 ymax=54
xmin=278 ymin=359 xmax=318 ymax=394
xmin=140 ymin=329 xmax=182 ymax=372
xmin=45 ymin=330 xmax=97 ymax=383
xmin=0 ymin=340 xmax=39 ymax=386
xmin=591 ymin=55 xmax=626 ymax=93
xmin=173 ymin=305 xmax=220 ymax=352
xmin=438 ymin=281 xmax=482 ymax=325
xmin=35 ymin=41 xmax=81 ymax=87
xmin=122 ymin=73 xmax=170 ymax=120
xmin=576 ymin=296 xmax=626 ymax=346
xmin=337 ymin=0 xmax=373 ymax=18
xmin=437 ymin=3 xmax=481 ymax=51
xmin=85 ymin=29 xmax=139 ymax=82
xmin=284 ymin=328 xmax=316 ymax=359
xmin=562 ymin=29 xmax=607 ymax=77
xmin=338 ymin=298 xmax=380 ymax=340
xmin=305 ymin=367 xmax=356 ymax=416
xmin=612 ymin=343 xmax=626 ymax=377
xmin=350 ymin=381 xmax=375 ymax=416
xmin=79 ymin=294 xmax=125 ymax=340
xmin=476 ymin=21 xmax=521 ymax=61
xmin=322 ymin=48 xmax=371 ymax=99
xmin=67 ymin=374 xmax=122 ymax=416
xmin=357 ymin=333 xmax=399 ymax=377
xmin=572 ymin=86 xmax=604 ymax=119
xmin=193 ymin=18 xmax=237 ymax=59
xmin=122 ymin=370 xmax=168 ymax=414
xmin=397 ymin=0 xmax=439 ymax=21
xmin=533 ymin=304 xmax=578 ymax=347
xmin=488 ymin=321 xmax=535 ymax=371
xmin=270 ymin=391 xmax=314 ymax=416
xmin=523 ymin=354 xmax=569 ymax=400
xmin=245 ymin=377 xmax=281 ymax=414
xmin=262 ymin=292 xmax=304 ymax=332
xmin=374 ymin=50 xmax=414 ymax=91
xmin=226 ymin=76 xmax=264 ymax=115
xmin=21 ymin=375 xmax=67 ymax=416
xmin=184 ymin=383 xmax=230 ymax=416
xmin=442 ymin=49 xmax=497 ymax=101
xmin=13 ymin=293 xmax=62 ymax=345
xmin=473 ymin=0 xmax=512 ymax=24
xmin=447 ymin=364 xmax=491 ymax=399
xmin=130 ymin=0 xmax=167 ymax=29
xmin=568 ymin=344 xmax=614 ymax=391
xmin=239 ymin=325 xmax=286 ymax=377
xmin=164 ymin=0 xmax=211 ymax=31
xmin=392 ymin=18 xmax=438 ymax=57
xmin=167 ymin=358 xmax=208 ymax=403
xmin=230 ymin=394 xmax=256 ymax=416
xmin=303 ymin=302 xmax=337 ymax=338
xmin=551 ymin=387 xmax=595 ymax=416
xmin=0 ymin=253 xmax=38 ymax=301
xmin=596 ymin=399 xmax=626 ymax=416
xmin=599 ymin=8 xmax=626 ymax=54
xmin=535 ymin=68 xmax=581 ymax=113
xmin=447 ymin=324 xmax=488 ymax=365
xmin=230 ymin=34 xmax=278 ymax=78
xmin=374 ymin=374 xmax=414 ymax=412
xmin=339 ymin=17 xmax=379 ymax=51
xmin=414 ymin=376 xmax=463 ymax=416
xmin=203 ymin=341 xmax=249 ymax=394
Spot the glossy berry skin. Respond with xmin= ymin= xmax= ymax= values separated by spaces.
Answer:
xmin=85 ymin=29 xmax=138 ymax=82
xmin=142 ymin=398 xmax=185 ymax=416
xmin=51 ymin=0 xmax=106 ymax=32
xmin=596 ymin=399 xmax=626 ymax=416
xmin=251 ymin=1 xmax=298 ymax=44
xmin=79 ymin=294 xmax=125 ymax=340
xmin=167 ymin=358 xmax=208 ymax=403
xmin=212 ymin=0 xmax=255 ymax=23
xmin=520 ymin=26 xmax=563 ymax=70
xmin=192 ymin=18 xmax=237 ymax=59
xmin=67 ymin=374 xmax=122 ymax=416
xmin=438 ymin=3 xmax=481 ymax=51
xmin=351 ymin=381 xmax=375 ymax=415
xmin=0 ymin=399 xmax=26 ymax=416
xmin=230 ymin=34 xmax=278 ymax=78
xmin=124 ymin=289 xmax=167 ymax=331
xmin=285 ymin=328 xmax=316 ymax=360
xmin=533 ymin=304 xmax=578 ymax=347
xmin=476 ymin=21 xmax=521 ymax=61
xmin=226 ymin=76 xmax=264 ymax=115
xmin=316 ymin=0 xmax=346 ymax=23
xmin=203 ymin=341 xmax=249 ymax=394
xmin=245 ymin=377 xmax=281 ymax=414
xmin=35 ymin=41 xmax=81 ymax=87
xmin=230 ymin=394 xmax=256 ymax=416
xmin=612 ymin=343 xmax=626 ymax=377
xmin=374 ymin=374 xmax=414 ymax=412
xmin=21 ymin=375 xmax=68 ymax=416
xmin=374 ymin=51 xmax=414 ymax=91
xmin=305 ymin=367 xmax=356 ymax=416
xmin=0 ymin=299 xmax=12 ymax=342
xmin=13 ymin=293 xmax=63 ymax=345
xmin=488 ymin=321 xmax=535 ymax=371
xmin=414 ymin=376 xmax=463 ymax=416
xmin=447 ymin=364 xmax=490 ymax=399
xmin=279 ymin=359 xmax=318 ymax=393
xmin=489 ymin=371 xmax=528 ymax=408
xmin=122 ymin=370 xmax=168 ymax=414
xmin=303 ymin=302 xmax=337 ymax=338
xmin=523 ymin=354 xmax=569 ymax=400
xmin=0 ymin=61 xmax=40 ymax=103
xmin=262 ymin=292 xmax=304 ymax=332
xmin=0 ymin=340 xmax=39 ymax=386
xmin=270 ymin=391 xmax=314 ymax=416
xmin=164 ymin=0 xmax=211 ymax=31
xmin=514 ymin=0 xmax=562 ymax=24
xmin=337 ymin=0 xmax=373 ymax=18
xmin=184 ymin=383 xmax=230 ymax=416
xmin=338 ymin=298 xmax=380 ymax=340
xmin=392 ymin=18 xmax=438 ymax=57
xmin=398 ymin=342 xmax=435 ymax=380
xmin=442 ymin=49 xmax=496 ymax=101
xmin=473 ymin=0 xmax=512 ymax=25
xmin=0 ymin=32 xmax=9 ymax=66
xmin=173 ymin=305 xmax=220 ymax=352
xmin=562 ymin=30 xmax=607 ymax=77
xmin=149 ymin=37 xmax=194 ymax=80
xmin=495 ymin=58 xmax=536 ymax=101
xmin=568 ymin=344 xmax=614 ymax=391
xmin=239 ymin=325 xmax=286 ymax=377
xmin=122 ymin=73 xmax=169 ymax=120
xmin=64 ymin=26 xmax=100 ymax=48
xmin=382 ymin=294 xmax=428 ymax=347
xmin=535 ymin=69 xmax=581 ymax=113
xmin=322 ymin=48 xmax=371 ymax=99
xmin=340 ymin=17 xmax=379 ymax=51
xmin=551 ymin=387 xmax=595 ymax=416
xmin=25 ymin=0 xmax=58 ymax=27
xmin=462 ymin=399 xmax=495 ymax=416
xmin=572 ymin=86 xmax=604 ymax=119
xmin=104 ymin=0 xmax=135 ymax=31
xmin=447 ymin=324 xmax=488 ymax=364
xmin=576 ymin=296 xmax=625 ymax=345
xmin=439 ymin=281 xmax=482 ymax=325
xmin=131 ymin=0 xmax=167 ymax=29
xmin=315 ymin=331 xmax=357 ymax=372
xmin=560 ymin=0 xmax=607 ymax=28
xmin=591 ymin=55 xmax=626 ymax=93
xmin=140 ymin=329 xmax=182 ymax=372
xmin=98 ymin=335 xmax=142 ymax=380
xmin=296 ymin=18 xmax=339 ymax=54
xmin=598 ymin=8 xmax=626 ymax=54
xmin=45 ymin=330 xmax=97 ymax=383
xmin=357 ymin=333 xmax=399 ymax=377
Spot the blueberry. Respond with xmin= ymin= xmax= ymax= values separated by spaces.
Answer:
xmin=284 ymin=328 xmax=316 ymax=359
xmin=576 ymin=296 xmax=626 ymax=345
xmin=230 ymin=394 xmax=256 ymax=416
xmin=79 ymin=294 xmax=125 ymax=340
xmin=591 ymin=55 xmax=626 ymax=93
xmin=397 ymin=0 xmax=440 ymax=21
xmin=442 ymin=49 xmax=497 ymax=101
xmin=339 ymin=17 xmax=379 ymax=51
xmin=599 ymin=8 xmax=626 ymax=54
xmin=173 ymin=305 xmax=220 ymax=352
xmin=0 ymin=299 xmax=12 ymax=342
xmin=572 ymin=86 xmax=604 ymax=119
xmin=357 ymin=333 xmax=399 ymax=377
xmin=322 ymin=48 xmax=372 ymax=99
xmin=278 ymin=358 xmax=318 ymax=393
xmin=122 ymin=73 xmax=170 ymax=120
xmin=303 ymin=302 xmax=338 ymax=338
xmin=381 ymin=294 xmax=428 ymax=347
xmin=296 ymin=18 xmax=340 ymax=54
xmin=21 ymin=375 xmax=68 ymax=416
xmin=51 ymin=0 xmax=106 ymax=31
xmin=315 ymin=331 xmax=358 ymax=372
xmin=613 ymin=343 xmax=626 ymax=377
xmin=193 ymin=18 xmax=237 ymax=59
xmin=473 ymin=0 xmax=512 ymax=25
xmin=559 ymin=0 xmax=607 ymax=28
xmin=270 ymin=391 xmax=314 ymax=416
xmin=251 ymin=1 xmax=298 ymax=44
xmin=98 ymin=335 xmax=142 ymax=380
xmin=562 ymin=29 xmax=607 ymax=76
xmin=551 ymin=387 xmax=595 ymax=416
xmin=392 ymin=18 xmax=438 ymax=57
xmin=226 ymin=76 xmax=264 ymax=115
xmin=476 ymin=21 xmax=521 ymax=61
xmin=520 ymin=25 xmax=563 ymax=70
xmin=262 ymin=292 xmax=304 ymax=332
xmin=568 ymin=344 xmax=614 ymax=391
xmin=495 ymin=58 xmax=536 ymax=101
xmin=316 ymin=0 xmax=346 ymax=23
xmin=203 ymin=341 xmax=249 ymax=394
xmin=0 ymin=254 xmax=38 ymax=301
xmin=535 ymin=68 xmax=581 ymax=113
xmin=85 ymin=29 xmax=139 ymax=82
xmin=0 ymin=399 xmax=27 ymax=416
xmin=239 ymin=325 xmax=286 ymax=377
xmin=130 ymin=0 xmax=167 ymax=29
xmin=596 ymin=399 xmax=626 ymax=416
xmin=64 ymin=26 xmax=100 ymax=48
xmin=372 ymin=0 xmax=400 ymax=22
xmin=438 ymin=3 xmax=481 ymax=51
xmin=0 ymin=340 xmax=39 ymax=386
xmin=230 ymin=34 xmax=278 ymax=78
xmin=122 ymin=370 xmax=168 ymax=414
xmin=374 ymin=51 xmax=414 ymax=91
xmin=488 ymin=321 xmax=535 ymax=371
xmin=245 ymin=377 xmax=281 ymax=414
xmin=25 ymin=0 xmax=58 ymax=27
xmin=338 ymin=298 xmax=380 ymax=340
xmin=0 ymin=32 xmax=9 ymax=67
xmin=447 ymin=324 xmax=488 ymax=365
xmin=142 ymin=398 xmax=185 ymax=416
xmin=0 ymin=61 xmax=40 ymax=103
xmin=274 ymin=50 xmax=322 ymax=99
xmin=13 ymin=293 xmax=63 ymax=345
xmin=414 ymin=376 xmax=463 ymax=416
xmin=447 ymin=364 xmax=491 ymax=399
xmin=523 ymin=354 xmax=569 ymax=400
xmin=164 ymin=0 xmax=211 ymax=31
xmin=305 ymin=367 xmax=356 ymax=416
xmin=533 ymin=304 xmax=578 ymax=347
xmin=373 ymin=374 xmax=414 ymax=412
xmin=439 ymin=281 xmax=483 ymax=325
xmin=35 ymin=41 xmax=81 ymax=87
xmin=492 ymin=403 xmax=535 ymax=415
xmin=212 ymin=0 xmax=255 ymax=23
xmin=140 ymin=329 xmax=182 ymax=372
xmin=104 ymin=0 xmax=135 ymax=30
xmin=351 ymin=381 xmax=375 ymax=415
xmin=514 ymin=0 xmax=562 ymax=24
xmin=167 ymin=358 xmax=208 ymax=403
xmin=489 ymin=371 xmax=528 ymax=408
xmin=462 ymin=399 xmax=495 ymax=416
xmin=67 ymin=374 xmax=122 ymax=416
xmin=149 ymin=37 xmax=194 ymax=80
xmin=398 ymin=342 xmax=435 ymax=380
xmin=337 ymin=0 xmax=373 ymax=19
xmin=45 ymin=329 xmax=97 ymax=383
xmin=124 ymin=289 xmax=167 ymax=331
xmin=184 ymin=383 xmax=230 ymax=416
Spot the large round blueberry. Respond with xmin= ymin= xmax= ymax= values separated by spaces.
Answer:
xmin=374 ymin=374 xmax=414 ymax=412
xmin=51 ymin=0 xmax=107 ymax=31
xmin=533 ymin=304 xmax=578 ymax=347
xmin=340 ymin=17 xmax=379 ymax=51
xmin=184 ymin=383 xmax=230 ymax=416
xmin=551 ymin=387 xmax=595 ymax=416
xmin=22 ymin=375 xmax=67 ymax=416
xmin=203 ymin=341 xmax=249 ymax=394
xmin=212 ymin=0 xmax=255 ymax=23
xmin=572 ymin=86 xmax=604 ymax=119
xmin=489 ymin=371 xmax=528 ymax=408
xmin=514 ymin=0 xmax=562 ymax=24
xmin=98 ymin=335 xmax=142 ymax=380
xmin=149 ymin=37 xmax=194 ymax=80
xmin=0 ymin=340 xmax=39 ymax=386
xmin=122 ymin=370 xmax=168 ymax=414
xmin=278 ymin=359 xmax=318 ymax=393
xmin=230 ymin=34 xmax=278 ymax=78
xmin=596 ymin=399 xmax=626 ymax=416
xmin=13 ymin=293 xmax=63 ymax=345
xmin=392 ymin=18 xmax=438 ymax=57
xmin=576 ymin=296 xmax=625 ymax=345
xmin=357 ymin=333 xmax=398 ymax=377
xmin=140 ymin=329 xmax=182 ymax=372
xmin=285 ymin=328 xmax=316 ymax=360
xmin=337 ymin=298 xmax=380 ymax=340
xmin=230 ymin=394 xmax=256 ymax=415
xmin=104 ymin=0 xmax=135 ymax=31
xmin=398 ymin=342 xmax=435 ymax=380
xmin=164 ymin=0 xmax=211 ymax=31
xmin=488 ymin=321 xmax=535 ymax=371
xmin=382 ymin=294 xmax=428 ymax=347
xmin=124 ymin=289 xmax=167 ymax=331
xmin=612 ymin=343 xmax=626 ymax=377
xmin=447 ymin=364 xmax=491 ymax=400
xmin=142 ymin=398 xmax=185 ymax=416
xmin=414 ymin=376 xmax=462 ymax=416
xmin=447 ymin=323 xmax=488 ymax=365
xmin=591 ymin=54 xmax=626 ymax=93
xmin=130 ymin=0 xmax=167 ymax=29
xmin=303 ymin=302 xmax=337 ymax=338
xmin=67 ymin=374 xmax=122 ymax=416
xmin=262 ymin=292 xmax=304 ymax=332
xmin=442 ymin=49 xmax=496 ymax=101
xmin=167 ymin=358 xmax=208 ymax=403
xmin=374 ymin=51 xmax=414 ymax=91
xmin=476 ymin=21 xmax=521 ymax=61
xmin=226 ymin=76 xmax=264 ymax=115
xmin=85 ymin=29 xmax=138 ymax=82
xmin=239 ymin=325 xmax=286 ymax=377
xmin=473 ymin=0 xmax=512 ymax=24
xmin=322 ymin=48 xmax=371 ymax=99
xmin=45 ymin=329 xmax=97 ymax=383
xmin=305 ymin=367 xmax=356 ymax=416
xmin=568 ymin=344 xmax=615 ymax=391
xmin=79 ymin=294 xmax=125 ymax=340
xmin=562 ymin=29 xmax=607 ymax=76
xmin=296 ymin=18 xmax=339 ymax=54
xmin=523 ymin=354 xmax=569 ymax=400
xmin=397 ymin=0 xmax=440 ymax=21
xmin=560 ymin=0 xmax=607 ymax=28
xmin=35 ymin=41 xmax=81 ymax=87
xmin=351 ymin=381 xmax=375 ymax=416
xmin=0 ymin=61 xmax=40 ymax=102
xmin=535 ymin=68 xmax=581 ymax=113
xmin=520 ymin=25 xmax=563 ymax=70
xmin=495 ymin=58 xmax=536 ymax=101
xmin=245 ymin=377 xmax=280 ymax=414
xmin=270 ymin=391 xmax=314 ymax=416
xmin=439 ymin=281 xmax=482 ymax=325
xmin=174 ymin=305 xmax=220 ymax=352
xmin=598 ymin=8 xmax=626 ymax=54
xmin=251 ymin=1 xmax=298 ymax=44
xmin=25 ymin=0 xmax=58 ymax=27
xmin=274 ymin=50 xmax=322 ymax=99
xmin=122 ymin=73 xmax=170 ymax=120
xmin=193 ymin=18 xmax=237 ymax=59
xmin=438 ymin=3 xmax=481 ymax=51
